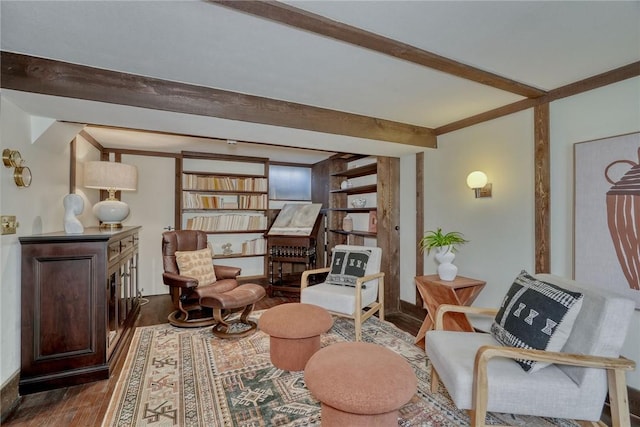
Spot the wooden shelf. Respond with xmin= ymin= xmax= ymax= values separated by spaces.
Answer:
xmin=330 ymin=229 xmax=377 ymax=238
xmin=213 ymin=253 xmax=265 ymax=259
xmin=330 ymin=184 xmax=377 ymax=195
xmin=332 ymin=163 xmax=377 ymax=178
xmin=328 ymin=207 xmax=377 ymax=213
xmin=183 ymin=170 xmax=266 ymax=179
xmin=192 ymin=229 xmax=266 ymax=235
xmin=182 ymin=209 xmax=268 ymax=213
xmin=183 ymin=189 xmax=268 ymax=195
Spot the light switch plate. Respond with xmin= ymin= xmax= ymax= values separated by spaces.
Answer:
xmin=1 ymin=215 xmax=17 ymax=235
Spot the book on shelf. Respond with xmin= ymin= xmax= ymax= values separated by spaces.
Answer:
xmin=238 ymin=194 xmax=268 ymax=209
xmin=183 ymin=174 xmax=268 ymax=192
xmin=183 ymin=193 xmax=267 ymax=210
xmin=242 ymin=237 xmax=266 ymax=255
xmin=185 ymin=214 xmax=268 ymax=232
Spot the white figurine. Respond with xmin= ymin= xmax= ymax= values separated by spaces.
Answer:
xmin=63 ymin=194 xmax=84 ymax=234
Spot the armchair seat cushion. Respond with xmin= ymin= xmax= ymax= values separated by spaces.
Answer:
xmin=301 ymin=282 xmax=378 ymax=315
xmin=426 ymin=331 xmax=605 ymax=421
xmin=198 ymin=278 xmax=238 ymax=295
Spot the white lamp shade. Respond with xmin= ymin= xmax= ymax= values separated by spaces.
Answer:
xmin=466 ymin=171 xmax=488 ymax=189
xmin=84 ymin=161 xmax=137 ymax=191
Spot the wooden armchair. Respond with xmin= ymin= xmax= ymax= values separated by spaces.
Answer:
xmin=300 ymin=245 xmax=384 ymax=341
xmin=426 ymin=274 xmax=636 ymax=427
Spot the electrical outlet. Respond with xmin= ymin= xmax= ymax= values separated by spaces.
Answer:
xmin=1 ymin=215 xmax=18 ymax=235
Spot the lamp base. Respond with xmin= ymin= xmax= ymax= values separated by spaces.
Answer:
xmin=99 ymin=222 xmax=124 ymax=230
xmin=93 ymin=199 xmax=130 ymax=228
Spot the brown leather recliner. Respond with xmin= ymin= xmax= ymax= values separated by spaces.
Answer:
xmin=162 ymin=230 xmax=265 ymax=336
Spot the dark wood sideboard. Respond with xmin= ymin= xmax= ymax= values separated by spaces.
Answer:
xmin=19 ymin=226 xmax=141 ymax=394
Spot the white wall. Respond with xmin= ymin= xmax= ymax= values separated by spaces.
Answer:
xmin=422 ymin=109 xmax=536 ymax=309
xmin=0 ymin=97 xmax=71 ymax=388
xmin=121 ymin=154 xmax=176 ymax=296
xmin=403 ymin=77 xmax=640 ymax=388
xmin=549 ymin=77 xmax=640 ymax=389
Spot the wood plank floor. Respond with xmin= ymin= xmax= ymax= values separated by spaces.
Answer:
xmin=2 ymin=294 xmax=421 ymax=427
xmin=4 ymin=294 xmax=634 ymax=427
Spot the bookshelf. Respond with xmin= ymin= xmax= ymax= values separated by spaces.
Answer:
xmin=177 ymin=152 xmax=269 ymax=278
xmin=328 ymin=159 xmax=379 ymax=245
xmin=316 ymin=155 xmax=398 ymax=314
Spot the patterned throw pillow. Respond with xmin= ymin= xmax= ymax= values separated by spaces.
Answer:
xmin=175 ymin=246 xmax=216 ymax=286
xmin=325 ymin=249 xmax=371 ymax=287
xmin=490 ymin=271 xmax=584 ymax=373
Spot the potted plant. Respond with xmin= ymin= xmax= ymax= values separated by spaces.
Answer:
xmin=419 ymin=228 xmax=469 ymax=281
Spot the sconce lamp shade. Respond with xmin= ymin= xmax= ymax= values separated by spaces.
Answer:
xmin=466 ymin=171 xmax=488 ymax=189
xmin=84 ymin=161 xmax=138 ymax=229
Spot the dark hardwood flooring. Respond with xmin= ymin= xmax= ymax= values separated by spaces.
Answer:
xmin=3 ymin=293 xmax=420 ymax=427
xmin=4 ymin=294 xmax=634 ymax=427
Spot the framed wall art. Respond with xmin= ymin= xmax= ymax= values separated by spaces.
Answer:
xmin=574 ymin=132 xmax=639 ymax=308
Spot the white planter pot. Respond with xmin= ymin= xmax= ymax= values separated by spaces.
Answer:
xmin=435 ymin=245 xmax=458 ymax=281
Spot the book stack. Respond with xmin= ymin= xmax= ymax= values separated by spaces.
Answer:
xmin=185 ymin=214 xmax=267 ymax=231
xmin=242 ymin=237 xmax=266 ymax=255
xmin=238 ymin=194 xmax=268 ymax=209
xmin=183 ymin=175 xmax=267 ymax=192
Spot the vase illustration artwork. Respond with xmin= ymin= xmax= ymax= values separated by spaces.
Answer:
xmin=435 ymin=245 xmax=457 ymax=281
xmin=605 ymin=147 xmax=640 ymax=291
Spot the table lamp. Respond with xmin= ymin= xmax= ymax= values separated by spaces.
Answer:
xmin=84 ymin=161 xmax=137 ymax=229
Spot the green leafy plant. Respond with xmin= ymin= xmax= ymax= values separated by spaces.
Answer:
xmin=419 ymin=228 xmax=469 ymax=254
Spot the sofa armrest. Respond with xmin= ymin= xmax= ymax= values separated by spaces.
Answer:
xmin=475 ymin=345 xmax=635 ymax=372
xmin=435 ymin=304 xmax=498 ymax=331
xmin=471 ymin=345 xmax=636 ymax=426
xmin=301 ymin=267 xmax=331 ymax=290
xmin=163 ymin=272 xmax=198 ymax=289
xmin=214 ymin=264 xmax=241 ymax=279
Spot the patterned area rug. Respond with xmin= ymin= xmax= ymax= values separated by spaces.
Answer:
xmin=102 ymin=312 xmax=579 ymax=426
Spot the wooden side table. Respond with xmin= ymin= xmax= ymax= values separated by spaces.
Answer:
xmin=414 ymin=274 xmax=486 ymax=345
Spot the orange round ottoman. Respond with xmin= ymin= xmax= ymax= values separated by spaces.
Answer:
xmin=304 ymin=342 xmax=417 ymax=427
xmin=258 ymin=303 xmax=333 ymax=371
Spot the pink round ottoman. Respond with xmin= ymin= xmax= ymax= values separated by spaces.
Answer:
xmin=304 ymin=342 xmax=417 ymax=427
xmin=258 ymin=303 xmax=333 ymax=371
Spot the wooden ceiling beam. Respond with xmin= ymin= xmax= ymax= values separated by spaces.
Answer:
xmin=211 ymin=0 xmax=546 ymax=98
xmin=1 ymin=51 xmax=437 ymax=148
xmin=546 ymin=60 xmax=640 ymax=103
xmin=435 ymin=61 xmax=640 ymax=135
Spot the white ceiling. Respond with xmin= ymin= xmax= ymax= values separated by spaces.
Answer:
xmin=1 ymin=1 xmax=639 ymax=162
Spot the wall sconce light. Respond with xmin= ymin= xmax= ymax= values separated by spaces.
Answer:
xmin=84 ymin=161 xmax=138 ymax=229
xmin=2 ymin=149 xmax=32 ymax=188
xmin=466 ymin=171 xmax=492 ymax=198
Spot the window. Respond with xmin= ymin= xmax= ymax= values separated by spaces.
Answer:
xmin=269 ymin=165 xmax=311 ymax=201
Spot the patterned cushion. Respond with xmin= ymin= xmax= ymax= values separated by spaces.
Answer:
xmin=175 ymin=246 xmax=216 ymax=286
xmin=490 ymin=271 xmax=584 ymax=373
xmin=325 ymin=249 xmax=371 ymax=287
